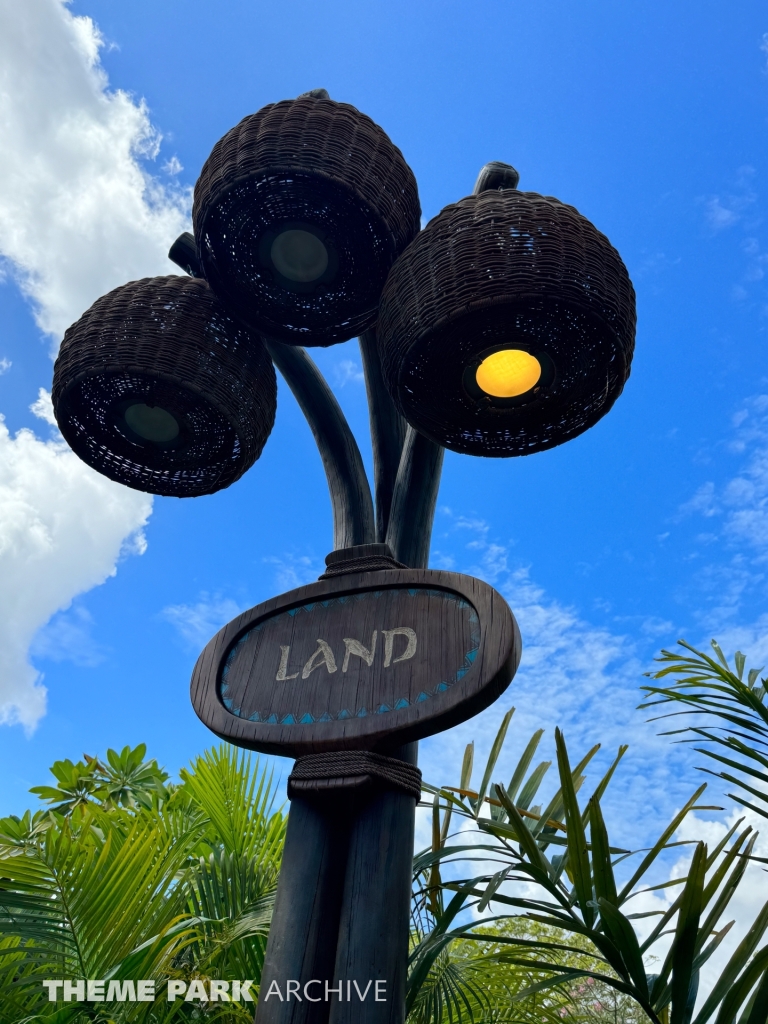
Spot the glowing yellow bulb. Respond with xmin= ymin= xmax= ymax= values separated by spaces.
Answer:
xmin=475 ymin=349 xmax=542 ymax=398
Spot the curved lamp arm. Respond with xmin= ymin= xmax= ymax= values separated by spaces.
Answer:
xmin=359 ymin=330 xmax=444 ymax=568
xmin=264 ymin=339 xmax=376 ymax=550
xmin=385 ymin=426 xmax=444 ymax=569
xmin=358 ymin=328 xmax=407 ymax=543
xmin=169 ymin=231 xmax=445 ymax=565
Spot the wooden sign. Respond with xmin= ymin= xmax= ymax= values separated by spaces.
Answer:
xmin=190 ymin=568 xmax=521 ymax=756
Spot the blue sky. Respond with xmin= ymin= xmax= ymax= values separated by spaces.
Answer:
xmin=1 ymin=0 xmax=767 ymax=891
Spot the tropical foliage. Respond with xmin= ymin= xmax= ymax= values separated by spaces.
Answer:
xmin=0 ymin=744 xmax=285 ymax=1022
xmin=642 ymin=639 xmax=768 ymax=822
xmin=5 ymin=639 xmax=768 ymax=1022
xmin=412 ymin=707 xmax=768 ymax=1024
xmin=27 ymin=744 xmax=169 ymax=815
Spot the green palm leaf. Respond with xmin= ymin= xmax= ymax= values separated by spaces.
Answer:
xmin=416 ymin=711 xmax=768 ymax=1024
xmin=641 ymin=640 xmax=768 ymax=817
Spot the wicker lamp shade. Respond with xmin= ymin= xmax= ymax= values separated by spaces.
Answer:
xmin=192 ymin=95 xmax=421 ymax=346
xmin=52 ymin=276 xmax=277 ymax=497
xmin=377 ymin=190 xmax=636 ymax=457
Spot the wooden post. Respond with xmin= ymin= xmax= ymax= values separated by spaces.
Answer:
xmin=327 ymin=743 xmax=418 ymax=1024
xmin=176 ymin=166 xmax=532 ymax=1024
xmin=255 ymin=796 xmax=350 ymax=1024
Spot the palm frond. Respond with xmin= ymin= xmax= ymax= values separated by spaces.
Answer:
xmin=414 ymin=716 xmax=768 ymax=1024
xmin=179 ymin=744 xmax=285 ymax=862
xmin=641 ymin=640 xmax=768 ymax=817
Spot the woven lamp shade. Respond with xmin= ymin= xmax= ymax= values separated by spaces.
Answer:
xmin=193 ymin=95 xmax=421 ymax=346
xmin=377 ymin=190 xmax=636 ymax=457
xmin=52 ymin=276 xmax=277 ymax=498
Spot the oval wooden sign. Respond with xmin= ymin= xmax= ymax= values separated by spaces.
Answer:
xmin=190 ymin=568 xmax=521 ymax=756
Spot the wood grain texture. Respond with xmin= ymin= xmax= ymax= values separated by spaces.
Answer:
xmin=358 ymin=329 xmax=406 ymax=544
xmin=255 ymin=796 xmax=349 ymax=1024
xmin=328 ymin=742 xmax=417 ymax=1024
xmin=265 ymin=340 xmax=375 ymax=550
xmin=190 ymin=568 xmax=521 ymax=757
xmin=385 ymin=427 xmax=444 ymax=569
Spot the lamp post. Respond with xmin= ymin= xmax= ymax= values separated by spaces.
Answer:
xmin=51 ymin=90 xmax=636 ymax=1024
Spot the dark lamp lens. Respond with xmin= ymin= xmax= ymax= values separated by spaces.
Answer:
xmin=124 ymin=403 xmax=180 ymax=443
xmin=270 ymin=229 xmax=329 ymax=283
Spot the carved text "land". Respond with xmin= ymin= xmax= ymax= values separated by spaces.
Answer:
xmin=275 ymin=628 xmax=417 ymax=681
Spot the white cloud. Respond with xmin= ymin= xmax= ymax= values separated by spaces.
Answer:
xmin=422 ymin=404 xmax=768 ymax=1001
xmin=679 ymin=480 xmax=718 ymax=519
xmin=634 ymin=250 xmax=681 ymax=280
xmin=162 ymin=551 xmax=325 ymax=648
xmin=0 ymin=358 xmax=10 ymax=376
xmin=431 ymin=519 xmax=640 ymax=751
xmin=684 ymin=395 xmax=768 ymax=565
xmin=417 ymin=524 xmax=768 ymax=1005
xmin=0 ymin=398 xmax=150 ymax=731
xmin=162 ymin=551 xmax=324 ymax=649
xmin=422 ymin=514 xmax=689 ymax=853
xmin=0 ymin=0 xmax=190 ymax=345
xmin=31 ymin=604 xmax=106 ymax=667
xmin=162 ymin=156 xmax=183 ymax=176
xmin=704 ymin=197 xmax=740 ymax=231
xmin=333 ymin=359 xmax=365 ymax=388
xmin=263 ymin=551 xmax=321 ymax=590
xmin=701 ymin=167 xmax=757 ymax=235
xmin=162 ymin=594 xmax=244 ymax=650
xmin=654 ymin=807 xmax=768 ymax=1003
xmin=29 ymin=388 xmax=58 ymax=427
xmin=675 ymin=395 xmax=768 ymax=625
xmin=0 ymin=0 xmax=202 ymax=731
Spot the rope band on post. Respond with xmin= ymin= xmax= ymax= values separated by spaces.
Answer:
xmin=318 ymin=542 xmax=406 ymax=579
xmin=288 ymin=751 xmax=422 ymax=801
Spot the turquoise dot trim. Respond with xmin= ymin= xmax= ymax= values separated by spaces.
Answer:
xmin=220 ymin=588 xmax=481 ymax=724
